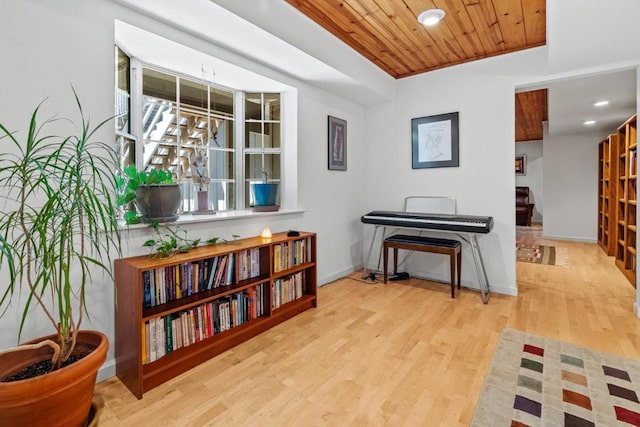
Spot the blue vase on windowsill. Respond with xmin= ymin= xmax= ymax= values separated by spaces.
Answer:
xmin=251 ymin=182 xmax=279 ymax=212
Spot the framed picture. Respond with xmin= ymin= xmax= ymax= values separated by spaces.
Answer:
xmin=328 ymin=116 xmax=347 ymax=171
xmin=515 ymin=155 xmax=526 ymax=175
xmin=412 ymin=112 xmax=459 ymax=169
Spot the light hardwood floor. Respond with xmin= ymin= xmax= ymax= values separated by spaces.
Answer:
xmin=95 ymin=231 xmax=640 ymax=426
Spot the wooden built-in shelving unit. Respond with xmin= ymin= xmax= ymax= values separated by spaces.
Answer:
xmin=598 ymin=134 xmax=618 ymax=255
xmin=114 ymin=231 xmax=317 ymax=399
xmin=614 ymin=114 xmax=637 ymax=287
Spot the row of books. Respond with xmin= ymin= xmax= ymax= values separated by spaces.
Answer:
xmin=142 ymin=283 xmax=266 ymax=364
xmin=273 ymin=238 xmax=311 ymax=272
xmin=237 ymin=248 xmax=261 ymax=281
xmin=629 ymin=148 xmax=637 ymax=176
xmin=143 ymin=254 xmax=235 ymax=308
xmin=272 ymin=271 xmax=305 ymax=309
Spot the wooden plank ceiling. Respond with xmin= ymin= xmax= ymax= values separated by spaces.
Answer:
xmin=286 ymin=0 xmax=548 ymax=142
xmin=286 ymin=0 xmax=546 ymax=79
xmin=515 ymin=89 xmax=548 ymax=142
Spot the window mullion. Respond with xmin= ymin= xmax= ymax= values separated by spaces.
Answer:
xmin=131 ymin=58 xmax=144 ymax=169
xmin=235 ymin=91 xmax=245 ymax=209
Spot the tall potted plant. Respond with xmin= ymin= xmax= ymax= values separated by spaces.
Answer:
xmin=0 ymin=89 xmax=121 ymax=426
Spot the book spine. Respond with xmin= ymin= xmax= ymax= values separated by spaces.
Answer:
xmin=141 ymin=322 xmax=147 ymax=364
xmin=165 ymin=315 xmax=173 ymax=354
xmin=226 ymin=253 xmax=234 ymax=286
xmin=143 ymin=271 xmax=151 ymax=309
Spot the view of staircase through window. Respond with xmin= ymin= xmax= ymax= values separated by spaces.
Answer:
xmin=115 ymin=48 xmax=283 ymax=215
xmin=142 ymin=67 xmax=236 ymax=212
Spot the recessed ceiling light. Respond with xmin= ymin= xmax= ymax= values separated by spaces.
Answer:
xmin=593 ymin=100 xmax=609 ymax=107
xmin=584 ymin=120 xmax=596 ymax=125
xmin=418 ymin=9 xmax=446 ymax=27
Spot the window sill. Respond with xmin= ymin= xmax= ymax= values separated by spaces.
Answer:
xmin=176 ymin=208 xmax=305 ymax=224
xmin=118 ymin=208 xmax=305 ymax=230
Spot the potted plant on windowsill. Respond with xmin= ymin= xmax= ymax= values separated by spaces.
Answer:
xmin=116 ymin=165 xmax=181 ymax=224
xmin=250 ymin=168 xmax=279 ymax=212
xmin=0 ymin=89 xmax=121 ymax=426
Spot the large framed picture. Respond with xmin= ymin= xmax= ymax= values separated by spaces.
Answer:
xmin=411 ymin=112 xmax=459 ymax=169
xmin=515 ymin=155 xmax=526 ymax=175
xmin=328 ymin=116 xmax=347 ymax=171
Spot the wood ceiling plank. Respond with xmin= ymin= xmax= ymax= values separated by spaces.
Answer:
xmin=346 ymin=0 xmax=430 ymax=73
xmin=286 ymin=0 xmax=411 ymax=76
xmin=403 ymin=0 xmax=462 ymax=67
xmin=323 ymin=0 xmax=416 ymax=76
xmin=515 ymin=89 xmax=547 ymax=142
xmin=462 ymin=0 xmax=504 ymax=55
xmin=522 ymin=0 xmax=546 ymax=45
xmin=434 ymin=0 xmax=489 ymax=59
xmin=285 ymin=0 xmax=546 ymax=78
xmin=491 ymin=0 xmax=527 ymax=51
xmin=359 ymin=0 xmax=444 ymax=70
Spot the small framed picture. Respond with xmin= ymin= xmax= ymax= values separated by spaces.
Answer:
xmin=515 ymin=155 xmax=526 ymax=175
xmin=411 ymin=112 xmax=459 ymax=169
xmin=328 ymin=116 xmax=347 ymax=171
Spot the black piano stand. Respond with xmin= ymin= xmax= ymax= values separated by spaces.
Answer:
xmin=362 ymin=225 xmax=491 ymax=304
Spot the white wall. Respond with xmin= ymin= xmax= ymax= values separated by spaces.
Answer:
xmin=548 ymin=0 xmax=640 ymax=74
xmin=516 ymin=141 xmax=544 ymax=223
xmin=543 ymin=124 xmax=606 ymax=241
xmin=0 ymin=0 xmax=366 ymax=379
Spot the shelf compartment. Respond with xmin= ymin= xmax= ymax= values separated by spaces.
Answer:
xmin=142 ymin=276 xmax=269 ymax=320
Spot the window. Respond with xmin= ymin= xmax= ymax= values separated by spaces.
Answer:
xmin=115 ymin=46 xmax=135 ymax=170
xmin=244 ymin=93 xmax=281 ymax=208
xmin=116 ymin=58 xmax=281 ymax=214
xmin=139 ymin=67 xmax=237 ymax=212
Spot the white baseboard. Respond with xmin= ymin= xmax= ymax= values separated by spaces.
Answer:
xmin=542 ymin=234 xmax=597 ymax=243
xmin=97 ymin=358 xmax=115 ymax=383
xmin=319 ymin=264 xmax=362 ymax=286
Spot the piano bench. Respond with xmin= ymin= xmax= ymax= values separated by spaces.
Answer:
xmin=383 ymin=234 xmax=462 ymax=298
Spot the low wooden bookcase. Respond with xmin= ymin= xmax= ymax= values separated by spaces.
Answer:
xmin=114 ymin=231 xmax=317 ymax=399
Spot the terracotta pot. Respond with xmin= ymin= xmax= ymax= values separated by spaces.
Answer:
xmin=0 ymin=330 xmax=108 ymax=427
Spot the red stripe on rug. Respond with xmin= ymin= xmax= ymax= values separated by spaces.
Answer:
xmin=523 ymin=344 xmax=544 ymax=357
xmin=614 ymin=406 xmax=640 ymax=426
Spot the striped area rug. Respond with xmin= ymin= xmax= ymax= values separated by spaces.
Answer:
xmin=517 ymin=243 xmax=556 ymax=265
xmin=472 ymin=328 xmax=640 ymax=426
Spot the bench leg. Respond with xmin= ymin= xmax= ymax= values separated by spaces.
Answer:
xmin=449 ymin=251 xmax=455 ymax=298
xmin=393 ymin=248 xmax=398 ymax=276
xmin=457 ymin=249 xmax=462 ymax=290
xmin=383 ymin=242 xmax=389 ymax=284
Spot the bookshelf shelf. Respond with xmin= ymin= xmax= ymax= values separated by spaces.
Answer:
xmin=115 ymin=231 xmax=318 ymax=399
xmin=613 ymin=114 xmax=637 ymax=286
